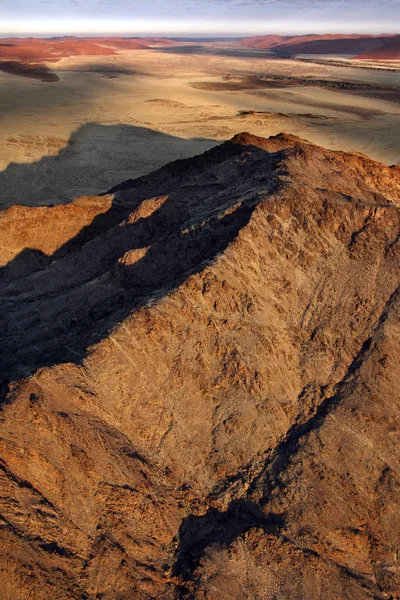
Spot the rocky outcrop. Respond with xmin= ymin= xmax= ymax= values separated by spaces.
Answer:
xmin=0 ymin=133 xmax=400 ymax=599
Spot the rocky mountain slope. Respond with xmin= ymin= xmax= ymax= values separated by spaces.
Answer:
xmin=1 ymin=133 xmax=400 ymax=599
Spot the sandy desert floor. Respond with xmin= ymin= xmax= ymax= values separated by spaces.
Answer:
xmin=0 ymin=43 xmax=399 ymax=208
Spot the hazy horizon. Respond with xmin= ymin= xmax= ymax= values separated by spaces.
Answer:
xmin=1 ymin=31 xmax=399 ymax=39
xmin=1 ymin=0 xmax=400 ymax=37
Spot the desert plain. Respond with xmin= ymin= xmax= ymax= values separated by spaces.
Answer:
xmin=1 ymin=40 xmax=400 ymax=208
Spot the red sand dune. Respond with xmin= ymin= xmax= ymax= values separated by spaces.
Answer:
xmin=0 ymin=36 xmax=175 ymax=63
xmin=238 ymin=33 xmax=400 ymax=56
xmin=86 ymin=37 xmax=175 ymax=50
xmin=0 ymin=38 xmax=117 ymax=61
xmin=353 ymin=39 xmax=400 ymax=60
xmin=235 ymin=34 xmax=289 ymax=48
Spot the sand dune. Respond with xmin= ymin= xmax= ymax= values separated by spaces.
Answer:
xmin=239 ymin=33 xmax=400 ymax=56
xmin=354 ymin=40 xmax=400 ymax=60
xmin=0 ymin=36 xmax=175 ymax=64
xmin=0 ymin=43 xmax=399 ymax=209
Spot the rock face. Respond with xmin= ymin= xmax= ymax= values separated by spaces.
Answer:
xmin=1 ymin=133 xmax=400 ymax=599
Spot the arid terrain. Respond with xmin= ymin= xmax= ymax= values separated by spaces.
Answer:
xmin=238 ymin=33 xmax=400 ymax=55
xmin=0 ymin=38 xmax=400 ymax=208
xmin=1 ymin=132 xmax=400 ymax=599
xmin=354 ymin=40 xmax=400 ymax=61
xmin=1 ymin=34 xmax=400 ymax=600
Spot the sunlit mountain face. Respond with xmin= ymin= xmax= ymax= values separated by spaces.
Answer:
xmin=1 ymin=0 xmax=400 ymax=35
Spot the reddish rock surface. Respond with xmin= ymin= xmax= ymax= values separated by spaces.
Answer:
xmin=1 ymin=134 xmax=400 ymax=599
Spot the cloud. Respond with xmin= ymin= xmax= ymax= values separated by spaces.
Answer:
xmin=1 ymin=0 xmax=399 ymax=35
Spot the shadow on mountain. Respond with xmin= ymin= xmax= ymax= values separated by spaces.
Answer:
xmin=0 ymin=132 xmax=282 ymax=389
xmin=170 ymin=497 xmax=381 ymax=599
xmin=0 ymin=122 xmax=216 ymax=209
xmin=171 ymin=499 xmax=284 ymax=583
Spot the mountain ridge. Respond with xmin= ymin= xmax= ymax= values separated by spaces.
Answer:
xmin=1 ymin=132 xmax=400 ymax=599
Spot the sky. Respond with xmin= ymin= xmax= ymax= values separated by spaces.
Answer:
xmin=1 ymin=0 xmax=400 ymax=37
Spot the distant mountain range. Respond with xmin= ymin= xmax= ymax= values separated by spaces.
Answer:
xmin=1 ymin=34 xmax=399 ymax=64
